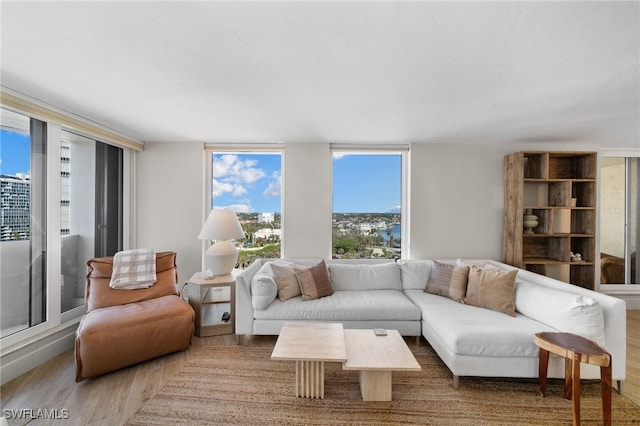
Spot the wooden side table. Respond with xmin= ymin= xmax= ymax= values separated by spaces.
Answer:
xmin=187 ymin=272 xmax=237 ymax=337
xmin=534 ymin=332 xmax=612 ymax=426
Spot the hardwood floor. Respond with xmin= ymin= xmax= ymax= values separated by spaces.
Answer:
xmin=2 ymin=312 xmax=639 ymax=425
xmin=626 ymin=309 xmax=640 ymax=404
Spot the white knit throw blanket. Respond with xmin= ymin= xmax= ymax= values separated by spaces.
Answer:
xmin=109 ymin=248 xmax=157 ymax=289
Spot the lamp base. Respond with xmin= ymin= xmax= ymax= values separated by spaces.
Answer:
xmin=205 ymin=240 xmax=238 ymax=276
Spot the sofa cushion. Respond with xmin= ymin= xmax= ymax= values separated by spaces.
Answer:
xmin=254 ymin=290 xmax=421 ymax=322
xmin=405 ymin=290 xmax=554 ymax=357
xmin=295 ymin=260 xmax=333 ymax=300
xmin=250 ymin=273 xmax=278 ymax=310
xmin=85 ymin=251 xmax=179 ymax=312
xmin=397 ymin=260 xmax=432 ymax=290
xmin=75 ymin=294 xmax=194 ymax=381
xmin=271 ymin=263 xmax=303 ymax=301
xmin=464 ymin=266 xmax=518 ymax=316
xmin=515 ymin=281 xmax=605 ymax=346
xmin=425 ymin=261 xmax=468 ymax=302
xmin=328 ymin=262 xmax=401 ymax=291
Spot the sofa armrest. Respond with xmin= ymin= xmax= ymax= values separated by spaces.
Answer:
xmin=235 ymin=259 xmax=265 ymax=335
xmin=489 ymin=260 xmax=627 ymax=381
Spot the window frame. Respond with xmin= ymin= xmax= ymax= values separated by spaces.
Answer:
xmin=330 ymin=144 xmax=410 ymax=259
xmin=599 ymin=149 xmax=640 ymax=294
xmin=203 ymin=144 xmax=284 ymax=270
xmin=0 ymin=104 xmax=135 ymax=349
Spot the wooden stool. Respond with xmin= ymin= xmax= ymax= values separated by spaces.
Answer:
xmin=534 ymin=332 xmax=612 ymax=426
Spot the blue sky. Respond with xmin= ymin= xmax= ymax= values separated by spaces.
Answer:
xmin=0 ymin=130 xmax=31 ymax=176
xmin=212 ymin=152 xmax=401 ymax=213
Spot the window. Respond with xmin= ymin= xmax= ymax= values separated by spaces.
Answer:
xmin=1 ymin=106 xmax=127 ymax=342
xmin=60 ymin=131 xmax=124 ymax=314
xmin=601 ymin=157 xmax=639 ymax=285
xmin=1 ymin=108 xmax=47 ymax=337
xmin=332 ymin=151 xmax=404 ymax=259
xmin=209 ymin=152 xmax=282 ymax=267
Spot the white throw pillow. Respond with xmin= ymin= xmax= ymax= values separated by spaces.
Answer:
xmin=250 ymin=260 xmax=305 ymax=308
xmin=515 ymin=281 xmax=605 ymax=346
xmin=249 ymin=261 xmax=277 ymax=309
xmin=250 ymin=273 xmax=278 ymax=310
xmin=397 ymin=260 xmax=432 ymax=290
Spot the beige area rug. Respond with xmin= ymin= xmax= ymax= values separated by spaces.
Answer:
xmin=127 ymin=341 xmax=640 ymax=425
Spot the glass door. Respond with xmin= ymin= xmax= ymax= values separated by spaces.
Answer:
xmin=600 ymin=157 xmax=639 ymax=285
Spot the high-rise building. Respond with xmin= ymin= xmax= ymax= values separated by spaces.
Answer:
xmin=0 ymin=173 xmax=30 ymax=241
xmin=1 ymin=141 xmax=71 ymax=241
xmin=60 ymin=140 xmax=70 ymax=235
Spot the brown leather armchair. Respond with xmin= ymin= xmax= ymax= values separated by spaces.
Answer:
xmin=75 ymin=251 xmax=195 ymax=381
xmin=601 ymin=252 xmax=636 ymax=284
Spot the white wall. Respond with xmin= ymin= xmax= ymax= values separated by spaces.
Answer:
xmin=136 ymin=142 xmax=203 ymax=287
xmin=282 ymin=142 xmax=333 ymax=258
xmin=408 ymin=143 xmax=507 ymax=259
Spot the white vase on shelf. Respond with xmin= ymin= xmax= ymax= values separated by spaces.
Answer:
xmin=523 ymin=209 xmax=539 ymax=234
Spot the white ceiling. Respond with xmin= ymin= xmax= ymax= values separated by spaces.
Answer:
xmin=1 ymin=1 xmax=639 ymax=147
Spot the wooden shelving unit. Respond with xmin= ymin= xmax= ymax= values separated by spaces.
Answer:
xmin=503 ymin=151 xmax=597 ymax=289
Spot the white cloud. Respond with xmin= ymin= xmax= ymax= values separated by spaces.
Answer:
xmin=218 ymin=204 xmax=252 ymax=213
xmin=232 ymin=184 xmax=247 ymax=197
xmin=388 ymin=205 xmax=401 ymax=213
xmin=263 ymin=171 xmax=281 ymax=198
xmin=212 ymin=180 xmax=234 ymax=197
xmin=239 ymin=167 xmax=265 ymax=183
xmin=213 ymin=154 xmax=266 ymax=198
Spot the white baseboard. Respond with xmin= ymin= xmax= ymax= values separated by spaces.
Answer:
xmin=622 ymin=296 xmax=640 ymax=310
xmin=0 ymin=321 xmax=78 ymax=386
xmin=599 ymin=292 xmax=640 ymax=310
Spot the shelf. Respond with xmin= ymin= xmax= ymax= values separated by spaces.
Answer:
xmin=504 ymin=151 xmax=597 ymax=289
xmin=523 ymin=206 xmax=594 ymax=210
xmin=523 ymin=233 xmax=594 ymax=237
xmin=203 ymin=286 xmax=231 ymax=304
xmin=524 ymin=178 xmax=595 ymax=183
xmin=523 ymin=259 xmax=594 ymax=266
xmin=202 ymin=302 xmax=232 ymax=325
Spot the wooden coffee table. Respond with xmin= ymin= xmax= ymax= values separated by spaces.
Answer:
xmin=343 ymin=329 xmax=421 ymax=401
xmin=271 ymin=322 xmax=347 ymax=399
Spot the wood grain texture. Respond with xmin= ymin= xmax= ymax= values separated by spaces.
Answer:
xmin=504 ymin=151 xmax=597 ymax=289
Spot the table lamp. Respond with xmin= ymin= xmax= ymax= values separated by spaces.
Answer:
xmin=198 ymin=208 xmax=245 ymax=276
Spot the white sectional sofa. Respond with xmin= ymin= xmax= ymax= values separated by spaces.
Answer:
xmin=235 ymin=258 xmax=626 ymax=388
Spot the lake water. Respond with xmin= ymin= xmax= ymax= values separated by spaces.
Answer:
xmin=377 ymin=224 xmax=401 ymax=241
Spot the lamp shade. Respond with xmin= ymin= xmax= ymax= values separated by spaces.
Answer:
xmin=198 ymin=209 xmax=245 ymax=276
xmin=198 ymin=208 xmax=245 ymax=241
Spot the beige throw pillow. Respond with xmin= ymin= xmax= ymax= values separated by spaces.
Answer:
xmin=271 ymin=263 xmax=302 ymax=301
xmin=464 ymin=265 xmax=518 ymax=316
xmin=294 ymin=260 xmax=334 ymax=301
xmin=424 ymin=261 xmax=469 ymax=302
